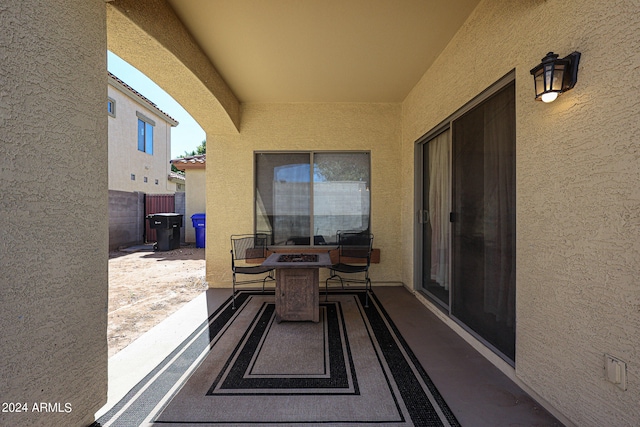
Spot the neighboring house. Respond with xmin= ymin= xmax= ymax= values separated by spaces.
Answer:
xmin=4 ymin=2 xmax=640 ymax=427
xmin=107 ymin=72 xmax=178 ymax=193
xmin=171 ymin=154 xmax=206 ymax=243
xmin=107 ymin=72 xmax=180 ymax=250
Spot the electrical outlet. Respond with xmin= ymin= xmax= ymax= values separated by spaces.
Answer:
xmin=604 ymin=354 xmax=627 ymax=391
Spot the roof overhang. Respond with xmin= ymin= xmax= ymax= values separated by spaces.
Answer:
xmin=171 ymin=155 xmax=206 ymax=171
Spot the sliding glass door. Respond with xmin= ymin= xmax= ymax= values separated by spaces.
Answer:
xmin=417 ymin=76 xmax=516 ymax=363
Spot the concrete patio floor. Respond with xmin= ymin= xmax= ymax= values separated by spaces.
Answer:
xmin=97 ymin=286 xmax=565 ymax=426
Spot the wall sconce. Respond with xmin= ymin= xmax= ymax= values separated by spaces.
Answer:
xmin=530 ymin=51 xmax=581 ymax=102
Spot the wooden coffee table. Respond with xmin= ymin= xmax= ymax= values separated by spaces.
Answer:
xmin=261 ymin=252 xmax=332 ymax=322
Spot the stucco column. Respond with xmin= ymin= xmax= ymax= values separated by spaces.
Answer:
xmin=0 ymin=1 xmax=108 ymax=426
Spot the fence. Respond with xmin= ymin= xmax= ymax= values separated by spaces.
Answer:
xmin=108 ymin=191 xmax=185 ymax=250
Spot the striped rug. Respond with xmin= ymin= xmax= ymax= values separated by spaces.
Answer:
xmin=97 ymin=291 xmax=460 ymax=427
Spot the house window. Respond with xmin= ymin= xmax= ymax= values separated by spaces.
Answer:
xmin=255 ymin=151 xmax=370 ymax=246
xmin=107 ymin=97 xmax=116 ymax=117
xmin=136 ymin=112 xmax=155 ymax=154
xmin=131 ymin=174 xmax=135 ymax=181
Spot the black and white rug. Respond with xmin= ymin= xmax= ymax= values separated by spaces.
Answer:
xmin=98 ymin=291 xmax=460 ymax=426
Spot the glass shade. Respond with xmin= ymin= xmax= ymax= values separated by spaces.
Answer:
xmin=531 ymin=52 xmax=564 ymax=102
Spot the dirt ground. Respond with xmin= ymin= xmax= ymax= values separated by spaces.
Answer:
xmin=108 ymin=245 xmax=208 ymax=357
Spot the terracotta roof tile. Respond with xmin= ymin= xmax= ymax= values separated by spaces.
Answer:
xmin=171 ymin=154 xmax=206 ymax=170
xmin=168 ymin=172 xmax=185 ymax=182
xmin=171 ymin=154 xmax=206 ymax=164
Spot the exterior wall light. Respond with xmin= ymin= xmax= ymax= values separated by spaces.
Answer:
xmin=530 ymin=51 xmax=581 ymax=102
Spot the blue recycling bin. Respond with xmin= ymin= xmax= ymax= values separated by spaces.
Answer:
xmin=191 ymin=213 xmax=206 ymax=248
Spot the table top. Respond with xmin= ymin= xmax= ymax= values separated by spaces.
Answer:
xmin=262 ymin=252 xmax=332 ymax=269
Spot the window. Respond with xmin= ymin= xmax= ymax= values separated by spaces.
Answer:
xmin=107 ymin=97 xmax=116 ymax=117
xmin=255 ymin=151 xmax=370 ymax=246
xmin=136 ymin=112 xmax=155 ymax=154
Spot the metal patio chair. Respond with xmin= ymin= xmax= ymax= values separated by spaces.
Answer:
xmin=230 ymin=233 xmax=275 ymax=309
xmin=325 ymin=231 xmax=374 ymax=307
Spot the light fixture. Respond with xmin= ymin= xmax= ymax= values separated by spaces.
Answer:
xmin=530 ymin=51 xmax=581 ymax=102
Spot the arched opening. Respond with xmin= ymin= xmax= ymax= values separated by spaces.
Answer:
xmin=101 ymin=1 xmax=240 ymax=414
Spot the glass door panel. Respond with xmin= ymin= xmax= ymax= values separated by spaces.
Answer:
xmin=451 ymin=81 xmax=516 ymax=361
xmin=421 ymin=130 xmax=450 ymax=307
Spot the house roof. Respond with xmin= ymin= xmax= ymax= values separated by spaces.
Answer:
xmin=171 ymin=154 xmax=206 ymax=170
xmin=168 ymin=172 xmax=186 ymax=183
xmin=108 ymin=71 xmax=179 ymax=126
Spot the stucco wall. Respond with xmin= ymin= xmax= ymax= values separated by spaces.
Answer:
xmin=401 ymin=0 xmax=639 ymax=425
xmin=107 ymin=83 xmax=174 ymax=194
xmin=0 ymin=1 xmax=108 ymax=426
xmin=184 ymin=168 xmax=206 ymax=242
xmin=207 ymin=103 xmax=402 ymax=286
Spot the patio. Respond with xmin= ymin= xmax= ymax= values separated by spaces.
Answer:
xmin=5 ymin=2 xmax=639 ymax=426
xmin=97 ymin=286 xmax=562 ymax=426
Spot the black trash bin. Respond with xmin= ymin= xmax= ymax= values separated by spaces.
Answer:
xmin=147 ymin=213 xmax=183 ymax=251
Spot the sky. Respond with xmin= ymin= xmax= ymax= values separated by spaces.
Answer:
xmin=107 ymin=51 xmax=206 ymax=159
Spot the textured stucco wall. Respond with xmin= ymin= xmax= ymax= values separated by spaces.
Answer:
xmin=107 ymin=84 xmax=174 ymax=194
xmin=401 ymin=0 xmax=640 ymax=425
xmin=184 ymin=168 xmax=206 ymax=242
xmin=206 ymin=103 xmax=402 ymax=286
xmin=0 ymin=1 xmax=108 ymax=426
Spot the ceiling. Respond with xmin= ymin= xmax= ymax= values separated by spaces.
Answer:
xmin=167 ymin=0 xmax=480 ymax=103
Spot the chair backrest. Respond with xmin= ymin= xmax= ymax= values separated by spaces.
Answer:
xmin=337 ymin=231 xmax=373 ymax=264
xmin=231 ymin=234 xmax=269 ymax=261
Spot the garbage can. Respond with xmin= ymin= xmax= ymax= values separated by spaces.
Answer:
xmin=147 ymin=213 xmax=183 ymax=251
xmin=191 ymin=213 xmax=206 ymax=248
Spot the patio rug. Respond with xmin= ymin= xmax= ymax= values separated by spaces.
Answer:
xmin=97 ymin=291 xmax=460 ymax=427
